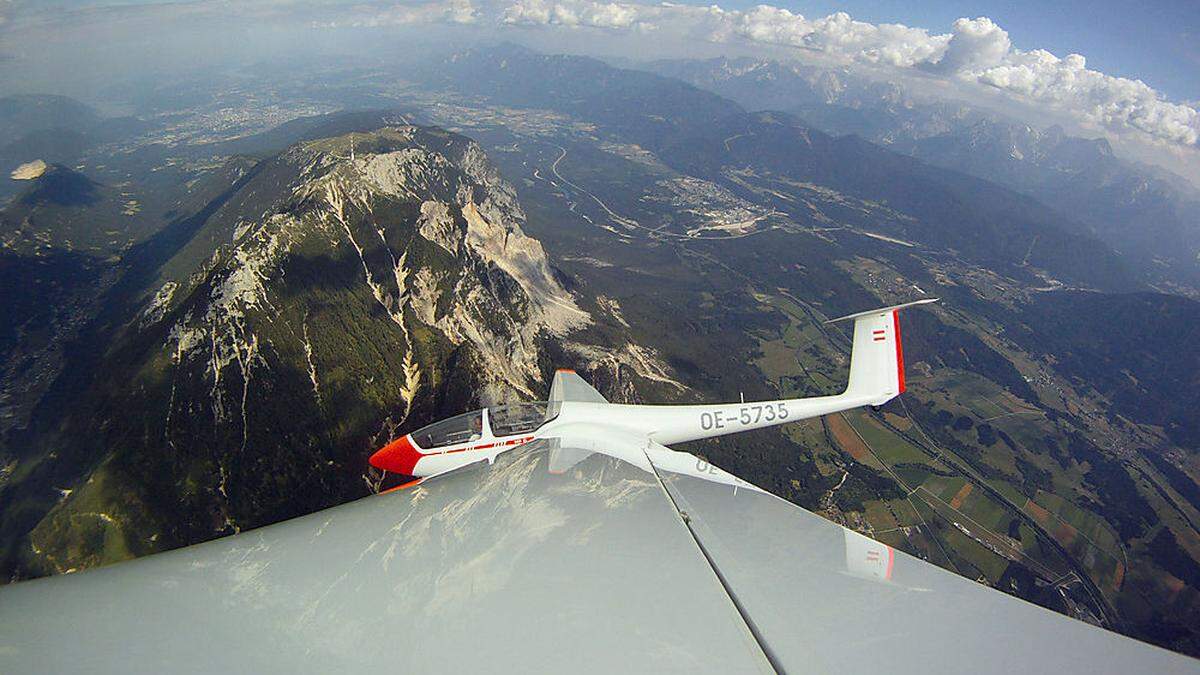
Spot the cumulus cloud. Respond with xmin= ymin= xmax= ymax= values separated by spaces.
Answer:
xmin=930 ymin=17 xmax=1010 ymax=73
xmin=934 ymin=19 xmax=1199 ymax=146
xmin=722 ymin=8 xmax=950 ymax=68
xmin=972 ymin=50 xmax=1199 ymax=145
xmin=497 ymin=0 xmax=1200 ymax=148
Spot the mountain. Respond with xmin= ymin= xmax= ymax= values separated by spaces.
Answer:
xmin=0 ymin=95 xmax=100 ymax=143
xmin=0 ymin=95 xmax=152 ymax=204
xmin=0 ymin=159 xmax=216 ymax=446
xmin=657 ymin=111 xmax=1135 ymax=292
xmin=904 ymin=120 xmax=1200 ymax=289
xmin=0 ymin=125 xmax=593 ymax=577
xmin=1014 ymin=291 xmax=1200 ymax=451
xmin=648 ymin=56 xmax=980 ymax=145
xmin=422 ymin=43 xmax=744 ymax=152
xmin=427 ymin=48 xmax=1134 ymax=292
xmin=0 ymin=162 xmax=172 ymax=257
xmin=12 ymin=163 xmax=100 ymax=208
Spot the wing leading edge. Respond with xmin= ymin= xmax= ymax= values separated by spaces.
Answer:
xmin=647 ymin=448 xmax=1196 ymax=673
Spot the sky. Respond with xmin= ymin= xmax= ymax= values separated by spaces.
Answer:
xmin=10 ymin=0 xmax=1195 ymax=100
xmin=1 ymin=0 xmax=1197 ymax=181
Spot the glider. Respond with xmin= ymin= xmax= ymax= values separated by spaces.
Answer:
xmin=1 ymin=299 xmax=1194 ymax=673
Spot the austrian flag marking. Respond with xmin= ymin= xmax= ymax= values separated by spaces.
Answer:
xmin=872 ymin=328 xmax=887 ymax=342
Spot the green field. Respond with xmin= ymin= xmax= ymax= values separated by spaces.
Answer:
xmin=956 ymin=488 xmax=1010 ymax=531
xmin=1034 ymin=490 xmax=1123 ymax=559
xmin=845 ymin=410 xmax=928 ymax=465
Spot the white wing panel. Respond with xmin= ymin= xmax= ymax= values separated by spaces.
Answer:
xmin=653 ymin=457 xmax=1198 ymax=674
xmin=0 ymin=442 xmax=771 ymax=674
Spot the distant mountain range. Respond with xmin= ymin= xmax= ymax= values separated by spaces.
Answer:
xmin=658 ymin=110 xmax=1134 ymax=292
xmin=421 ymin=43 xmax=743 ymax=153
xmin=904 ymin=120 xmax=1200 ymax=288
xmin=647 ymin=56 xmax=1200 ymax=293
xmin=647 ymin=56 xmax=981 ymax=146
xmin=435 ymin=46 xmax=1134 ymax=292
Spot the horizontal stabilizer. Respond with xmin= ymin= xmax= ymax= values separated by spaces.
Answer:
xmin=825 ymin=298 xmax=938 ymax=324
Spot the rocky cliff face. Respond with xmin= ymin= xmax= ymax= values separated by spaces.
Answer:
xmin=12 ymin=126 xmax=593 ymax=575
xmin=159 ymin=126 xmax=587 ymax=413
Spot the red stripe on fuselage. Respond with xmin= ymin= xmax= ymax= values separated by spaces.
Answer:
xmin=371 ymin=432 xmax=539 ymax=476
xmin=893 ymin=311 xmax=905 ymax=394
xmin=435 ymin=435 xmax=536 ymax=456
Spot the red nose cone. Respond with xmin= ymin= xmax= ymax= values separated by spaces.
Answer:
xmin=370 ymin=435 xmax=423 ymax=476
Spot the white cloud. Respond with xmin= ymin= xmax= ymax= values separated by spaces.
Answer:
xmin=496 ymin=0 xmax=1200 ymax=149
xmin=723 ymin=8 xmax=950 ymax=68
xmin=931 ymin=17 xmax=1010 ymax=73
xmin=970 ymin=49 xmax=1199 ymax=146
xmin=313 ymin=0 xmax=478 ymax=28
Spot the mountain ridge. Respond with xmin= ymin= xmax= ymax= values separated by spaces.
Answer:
xmin=3 ymin=124 xmax=598 ymax=577
xmin=646 ymin=55 xmax=1200 ymax=292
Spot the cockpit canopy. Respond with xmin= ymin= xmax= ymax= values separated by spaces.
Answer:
xmin=490 ymin=401 xmax=553 ymax=436
xmin=411 ymin=410 xmax=485 ymax=449
xmin=410 ymin=401 xmax=556 ymax=450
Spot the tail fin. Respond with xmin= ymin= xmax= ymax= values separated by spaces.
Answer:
xmin=827 ymin=299 xmax=937 ymax=406
xmin=547 ymin=368 xmax=608 ymax=421
xmin=548 ymin=369 xmax=609 ymax=404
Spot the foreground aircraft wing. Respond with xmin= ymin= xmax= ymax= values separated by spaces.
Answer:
xmin=1 ymin=439 xmax=1194 ymax=673
xmin=2 ymin=301 xmax=1196 ymax=673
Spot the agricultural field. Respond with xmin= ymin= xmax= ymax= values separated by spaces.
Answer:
xmin=743 ymin=286 xmax=1129 ymax=615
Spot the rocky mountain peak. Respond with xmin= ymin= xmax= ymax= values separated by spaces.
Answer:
xmin=23 ymin=125 xmax=592 ymax=572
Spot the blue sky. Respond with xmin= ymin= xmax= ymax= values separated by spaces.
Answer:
xmin=723 ymin=0 xmax=1200 ymax=101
